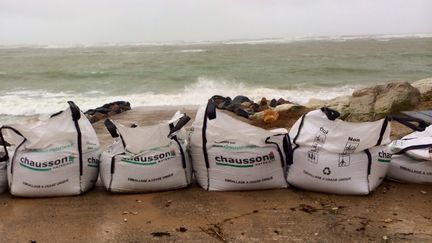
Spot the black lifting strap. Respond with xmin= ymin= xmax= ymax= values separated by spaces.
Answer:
xmin=168 ymin=114 xmax=191 ymax=169
xmin=168 ymin=115 xmax=191 ymax=138
xmin=104 ymin=119 xmax=126 ymax=148
xmin=320 ymin=107 xmax=340 ymax=121
xmin=283 ymin=134 xmax=293 ymax=165
xmin=265 ymin=135 xmax=287 ymax=168
xmin=68 ymin=101 xmax=84 ymax=176
xmin=0 ymin=130 xmax=9 ymax=162
xmin=202 ymin=98 xmax=217 ymax=169
xmin=389 ymin=115 xmax=427 ymax=132
xmin=104 ymin=119 xmax=120 ymax=138
xmin=0 ymin=126 xmax=27 ymax=174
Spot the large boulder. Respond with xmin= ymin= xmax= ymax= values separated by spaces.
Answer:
xmin=345 ymin=82 xmax=420 ymax=121
xmin=412 ymin=77 xmax=432 ymax=100
xmin=305 ymin=95 xmax=351 ymax=119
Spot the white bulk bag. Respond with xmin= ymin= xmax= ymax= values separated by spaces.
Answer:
xmin=100 ymin=112 xmax=192 ymax=193
xmin=189 ymin=98 xmax=290 ymax=191
xmin=0 ymin=101 xmax=101 ymax=197
xmin=288 ymin=108 xmax=391 ymax=195
xmin=387 ymin=125 xmax=432 ymax=184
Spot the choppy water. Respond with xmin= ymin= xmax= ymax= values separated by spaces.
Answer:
xmin=0 ymin=35 xmax=431 ymax=124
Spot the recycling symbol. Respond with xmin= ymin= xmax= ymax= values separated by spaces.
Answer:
xmin=323 ymin=167 xmax=331 ymax=175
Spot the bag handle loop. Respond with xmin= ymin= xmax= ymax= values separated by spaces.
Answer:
xmin=168 ymin=114 xmax=191 ymax=138
xmin=320 ymin=107 xmax=340 ymax=121
xmin=68 ymin=101 xmax=81 ymax=121
xmin=389 ymin=115 xmax=427 ymax=132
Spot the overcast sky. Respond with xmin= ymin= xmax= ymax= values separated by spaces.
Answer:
xmin=0 ymin=0 xmax=431 ymax=45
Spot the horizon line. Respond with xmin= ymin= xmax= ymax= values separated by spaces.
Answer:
xmin=1 ymin=32 xmax=431 ymax=48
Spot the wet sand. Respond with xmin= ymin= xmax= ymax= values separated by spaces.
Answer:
xmin=0 ymin=106 xmax=431 ymax=242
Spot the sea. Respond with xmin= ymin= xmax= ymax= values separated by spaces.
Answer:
xmin=1 ymin=34 xmax=432 ymax=124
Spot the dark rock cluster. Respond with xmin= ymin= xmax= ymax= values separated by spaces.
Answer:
xmin=85 ymin=101 xmax=131 ymax=123
xmin=211 ymin=95 xmax=293 ymax=119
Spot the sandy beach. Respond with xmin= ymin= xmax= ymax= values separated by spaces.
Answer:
xmin=0 ymin=104 xmax=431 ymax=243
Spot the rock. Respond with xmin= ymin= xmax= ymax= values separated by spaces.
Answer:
xmin=85 ymin=101 xmax=131 ymax=123
xmin=211 ymin=95 xmax=227 ymax=106
xmin=277 ymin=98 xmax=292 ymax=105
xmin=234 ymin=107 xmax=250 ymax=119
xmin=412 ymin=77 xmax=432 ymax=100
xmin=270 ymin=99 xmax=277 ymax=108
xmin=263 ymin=109 xmax=279 ymax=123
xmin=274 ymin=104 xmax=296 ymax=112
xmin=305 ymin=96 xmax=351 ymax=119
xmin=251 ymin=103 xmax=260 ymax=112
xmin=258 ymin=98 xmax=269 ymax=112
xmin=345 ymin=82 xmax=420 ymax=122
xmin=232 ymin=95 xmax=251 ymax=105
xmin=304 ymin=98 xmax=327 ymax=109
xmin=240 ymin=102 xmax=252 ymax=109
xmin=305 ymin=96 xmax=351 ymax=110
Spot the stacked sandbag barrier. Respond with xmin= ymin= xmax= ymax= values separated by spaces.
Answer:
xmin=100 ymin=112 xmax=192 ymax=193
xmin=189 ymin=96 xmax=290 ymax=191
xmin=0 ymin=101 xmax=101 ymax=197
xmin=287 ymin=108 xmax=392 ymax=195
xmin=387 ymin=123 xmax=432 ymax=184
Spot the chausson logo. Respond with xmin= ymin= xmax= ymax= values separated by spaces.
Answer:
xmin=215 ymin=152 xmax=275 ymax=168
xmin=378 ymin=151 xmax=392 ymax=163
xmin=122 ymin=150 xmax=176 ymax=166
xmin=19 ymin=156 xmax=75 ymax=171
xmin=87 ymin=157 xmax=100 ymax=168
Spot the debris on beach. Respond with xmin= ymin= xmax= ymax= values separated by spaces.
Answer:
xmin=151 ymin=231 xmax=171 ymax=237
xmin=84 ymin=101 xmax=131 ymax=123
xmin=176 ymin=227 xmax=188 ymax=232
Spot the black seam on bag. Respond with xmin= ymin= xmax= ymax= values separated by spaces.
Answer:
xmin=10 ymin=139 xmax=26 ymax=175
xmin=109 ymin=155 xmax=116 ymax=192
xmin=265 ymin=137 xmax=285 ymax=168
xmin=394 ymin=144 xmax=432 ymax=155
xmin=376 ymin=117 xmax=389 ymax=146
xmin=169 ymin=123 xmax=186 ymax=168
xmin=364 ymin=149 xmax=372 ymax=175
xmin=202 ymin=100 xmax=213 ymax=190
xmin=265 ymin=135 xmax=289 ymax=187
xmin=283 ymin=134 xmax=293 ymax=166
xmin=173 ymin=136 xmax=187 ymax=168
xmin=292 ymin=114 xmax=306 ymax=152
xmin=72 ymin=118 xmax=83 ymax=176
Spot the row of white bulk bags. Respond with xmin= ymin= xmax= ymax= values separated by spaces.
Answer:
xmin=0 ymin=99 xmax=427 ymax=197
xmin=0 ymin=101 xmax=101 ymax=197
xmin=99 ymin=112 xmax=192 ymax=192
xmin=188 ymin=98 xmax=290 ymax=191
xmin=287 ymin=108 xmax=392 ymax=195
xmin=387 ymin=124 xmax=432 ymax=184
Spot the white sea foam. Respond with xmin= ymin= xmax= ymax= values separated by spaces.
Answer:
xmin=1 ymin=33 xmax=431 ymax=49
xmin=177 ymin=49 xmax=206 ymax=53
xmin=0 ymin=77 xmax=359 ymax=122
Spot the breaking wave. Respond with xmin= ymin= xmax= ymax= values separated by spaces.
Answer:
xmin=0 ymin=77 xmax=359 ymax=122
